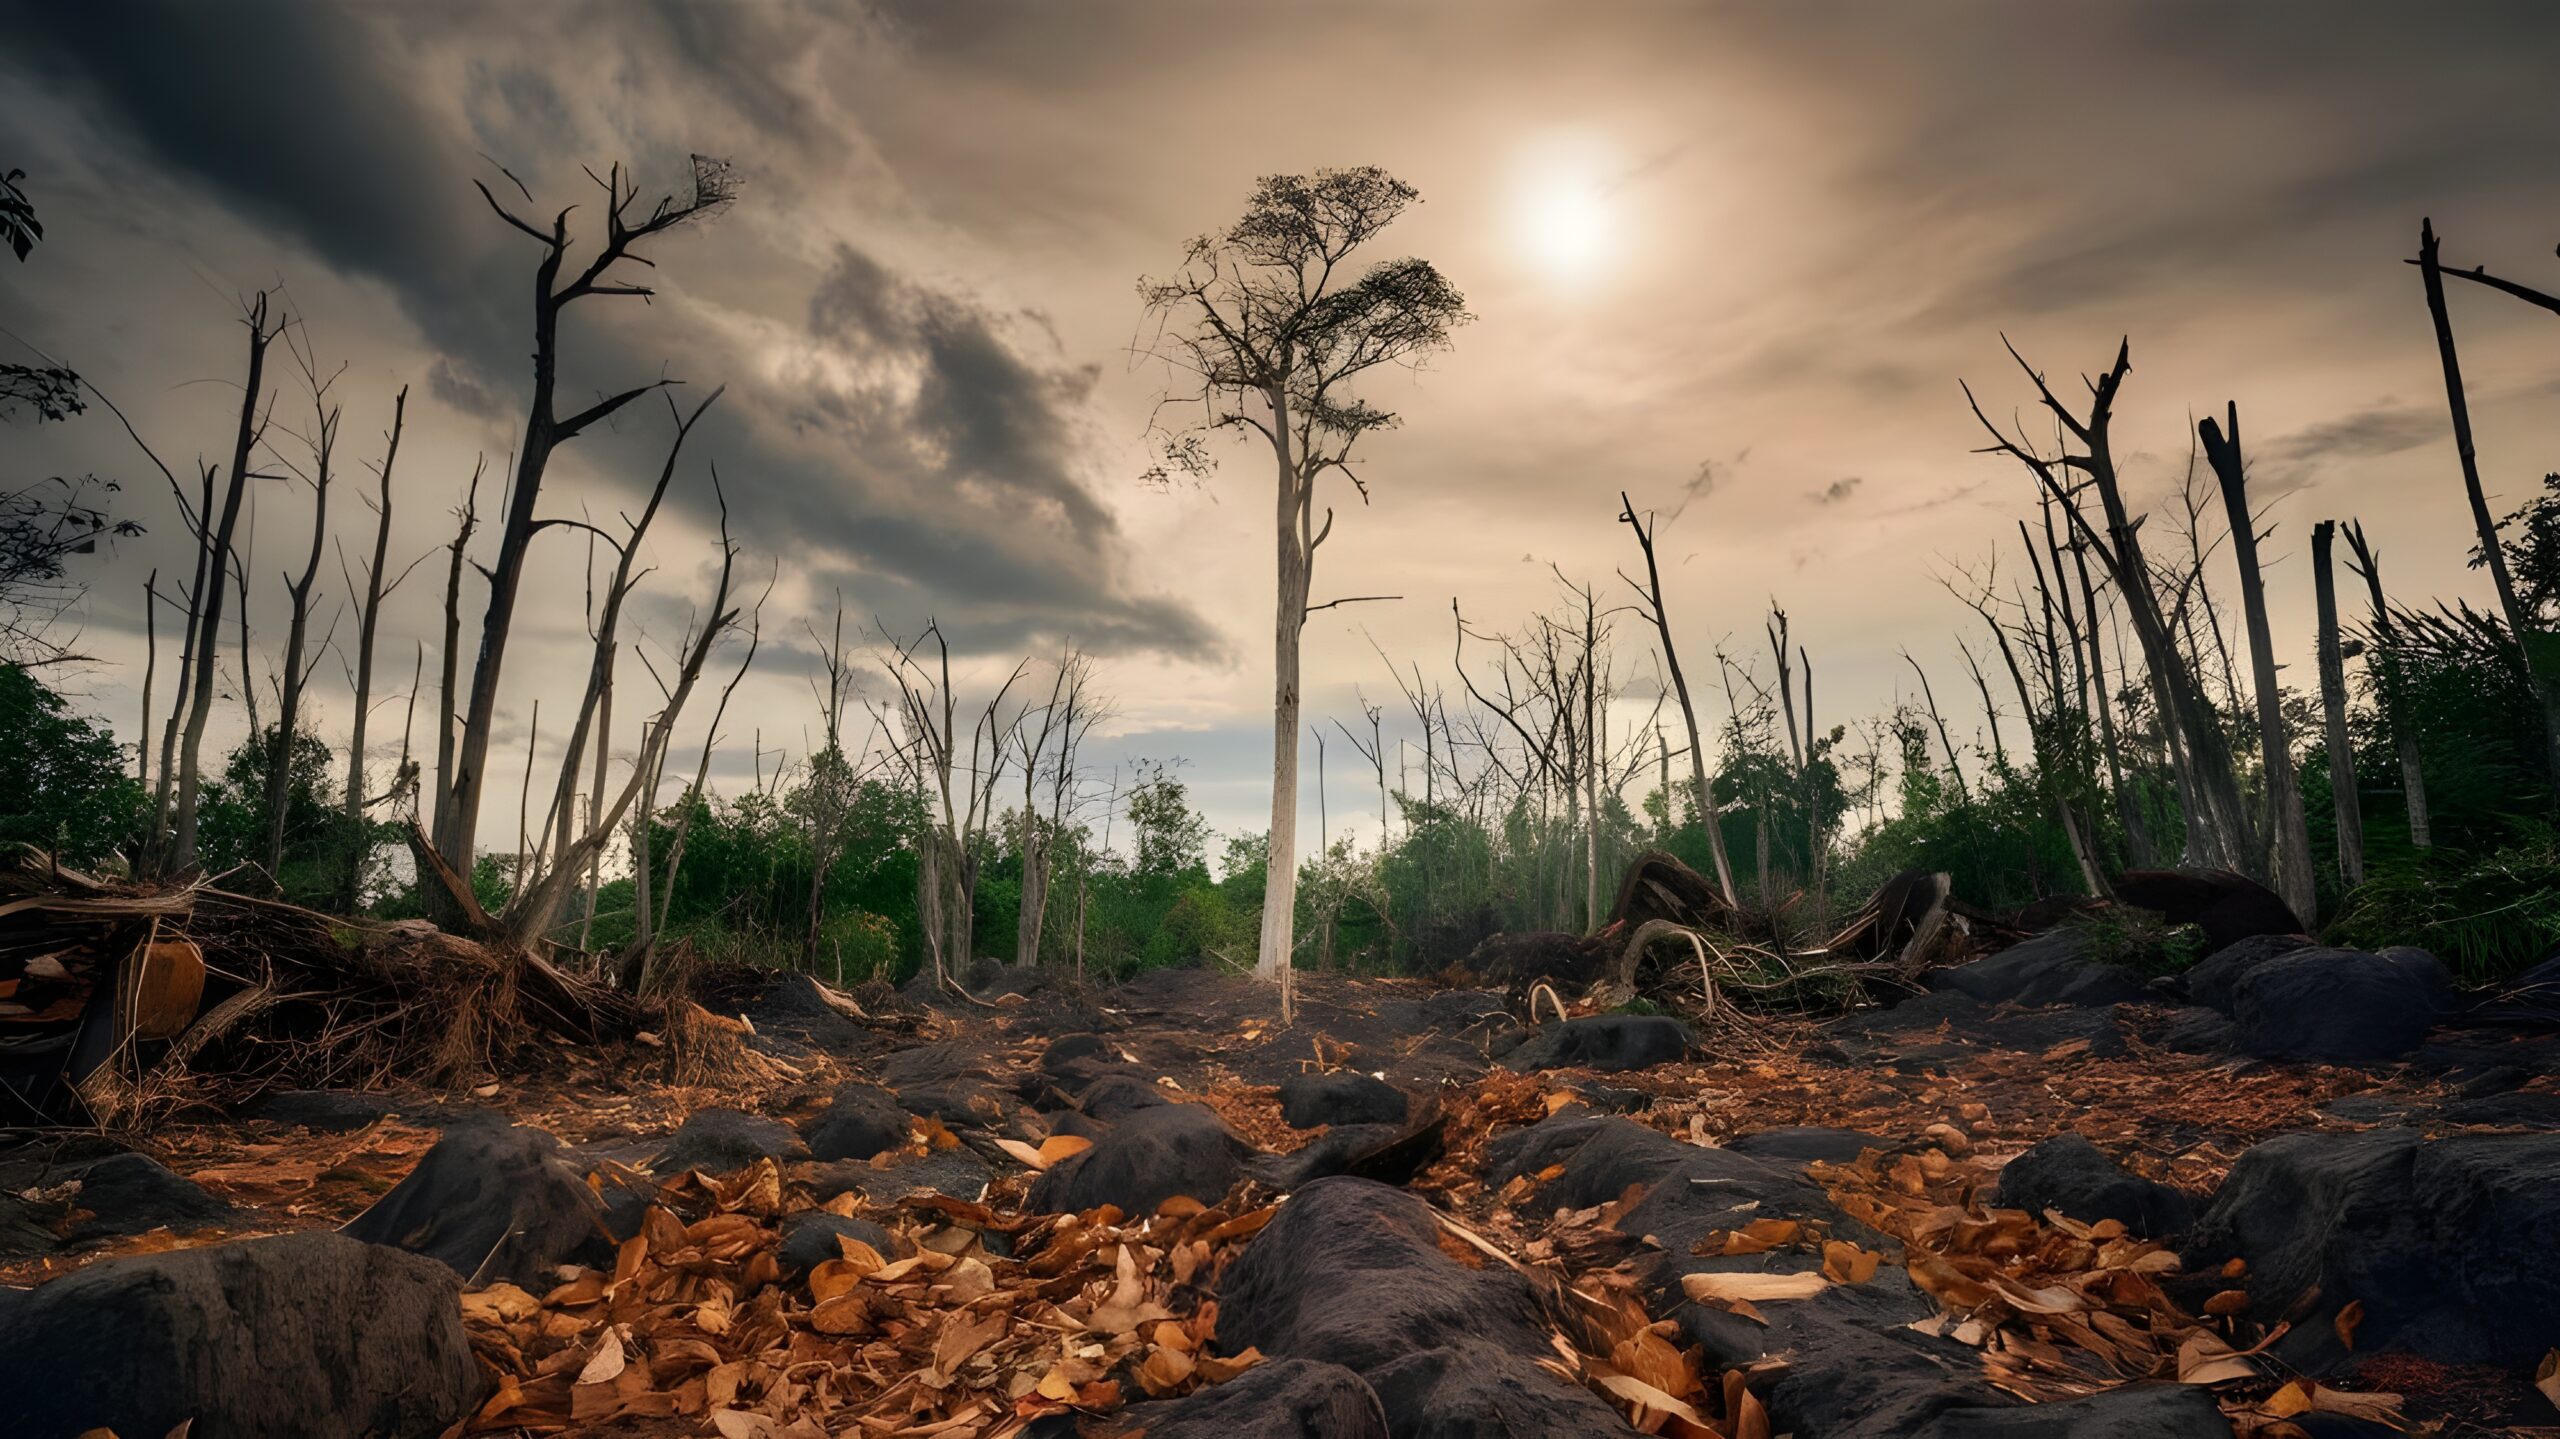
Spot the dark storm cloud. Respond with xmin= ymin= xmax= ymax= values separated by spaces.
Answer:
xmin=804 ymin=243 xmax=1112 ymax=537
xmin=6 ymin=0 xmax=508 ymax=364
xmin=4 ymin=0 xmax=1210 ymax=662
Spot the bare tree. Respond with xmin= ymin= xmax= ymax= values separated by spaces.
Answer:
xmin=258 ymin=331 xmax=344 ymax=884
xmin=2199 ymin=405 xmax=2317 ymax=922
xmin=336 ymin=386 xmax=418 ymax=908
xmin=1965 ymin=339 xmax=2257 ymax=873
xmin=2415 ymin=218 xmax=2560 ymax=787
xmin=433 ymin=157 xmax=735 ymax=902
xmin=1016 ymin=644 xmax=1096 ymax=968
xmin=163 ymin=293 xmax=281 ymax=875
xmin=797 ymin=596 xmax=859 ymax=971
xmin=2341 ymin=520 xmax=2430 ymax=849
xmin=1139 ymin=166 xmax=1469 ymax=982
xmin=1621 ymin=491 xmax=1738 ymax=905
xmin=2310 ymin=519 xmax=2363 ymax=887
xmin=649 ymin=587 xmax=764 ymax=960
xmin=885 ymin=625 xmax=1030 ymax=986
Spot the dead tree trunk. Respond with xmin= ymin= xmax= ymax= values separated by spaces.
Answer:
xmin=1617 ymin=486 xmax=1740 ymax=901
xmin=436 ymin=160 xmax=733 ymax=908
xmin=1966 ymin=339 xmax=2255 ymax=872
xmin=2417 ymin=218 xmax=2560 ymax=792
xmin=2311 ymin=520 xmax=2364 ymax=887
xmin=339 ymin=386 xmax=406 ymax=910
xmin=2200 ymin=405 xmax=2318 ymax=923
xmin=434 ymin=458 xmax=483 ymax=847
xmin=2342 ymin=521 xmax=2430 ymax=849
xmin=261 ymin=395 xmax=332 ymax=885
xmin=167 ymin=294 xmax=279 ymax=875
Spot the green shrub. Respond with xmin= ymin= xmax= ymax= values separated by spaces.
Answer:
xmin=2325 ymin=835 xmax=2560 ymax=983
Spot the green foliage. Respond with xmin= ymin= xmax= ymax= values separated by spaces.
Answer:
xmin=2067 ymin=907 xmax=2206 ymax=979
xmin=192 ymin=725 xmax=366 ymax=903
xmin=2325 ymin=834 xmax=2560 ymax=983
xmin=0 ymin=663 xmax=142 ymax=864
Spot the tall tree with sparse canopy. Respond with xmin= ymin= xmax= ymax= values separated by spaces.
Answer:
xmin=1140 ymin=167 xmax=1469 ymax=981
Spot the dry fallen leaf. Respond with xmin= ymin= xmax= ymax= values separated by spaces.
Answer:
xmin=1682 ymin=1270 xmax=1832 ymax=1304
xmin=2333 ymin=1299 xmax=2363 ymax=1352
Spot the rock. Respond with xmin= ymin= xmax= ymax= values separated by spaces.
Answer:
xmin=1727 ymin=1126 xmax=1893 ymax=1167
xmin=742 ymin=972 xmax=880 ymax=1058
xmin=1116 ymin=1356 xmax=1388 ymax=1439
xmin=1217 ymin=1177 xmax=1640 ymax=1437
xmin=53 ymin=1152 xmax=235 ymax=1240
xmin=2184 ymin=934 xmax=2313 ymax=1012
xmin=1074 ymin=1072 xmax=1181 ymax=1121
xmin=2155 ymin=1006 xmax=2236 ymax=1054
xmin=2111 ymin=869 xmax=2303 ymax=952
xmin=1502 ymin=1014 xmax=1692 ymax=1072
xmin=1457 ymin=930 xmax=1603 ymax=988
xmin=0 ymin=1144 xmax=237 ymax=1260
xmin=777 ymin=1211 xmax=899 ymax=1277
xmin=1488 ymin=1113 xmax=1849 ymax=1259
xmin=245 ymin=1088 xmax=395 ymax=1132
xmin=1278 ymin=1071 xmax=1409 ymax=1129
xmin=881 ymin=1043 xmax=1019 ymax=1128
xmin=1993 ymin=1134 xmax=2196 ymax=1238
xmin=2182 ymin=1129 xmax=2560 ymax=1368
xmin=2228 ymin=948 xmax=2451 ymax=1062
xmin=1926 ymin=930 xmax=2146 ymax=1008
xmin=1027 ymin=1101 xmax=1252 ymax=1215
xmin=1040 ymin=1033 xmax=1112 ymax=1072
xmin=0 ymin=1230 xmax=483 ymax=1439
xmin=816 ymin=1148 xmax=995 ymax=1204
xmin=802 ymin=1081 xmax=911 ymax=1162
xmin=1253 ymin=1117 xmax=1446 ymax=1192
xmin=650 ymin=1108 xmax=806 ymax=1173
xmin=344 ymin=1123 xmax=632 ymax=1287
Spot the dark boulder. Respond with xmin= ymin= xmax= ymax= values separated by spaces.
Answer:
xmin=881 ymin=1043 xmax=1019 ymax=1128
xmin=1456 ymin=930 xmax=1603 ymax=988
xmin=1253 ymin=1116 xmax=1446 ymax=1192
xmin=0 ymin=1146 xmax=238 ymax=1262
xmin=344 ymin=1122 xmax=631 ymax=1287
xmin=777 ymin=1211 xmax=900 ymax=1277
xmin=2111 ymin=869 xmax=2302 ymax=952
xmin=2182 ymin=1129 xmax=2560 ymax=1369
xmin=650 ymin=1107 xmax=805 ymax=1173
xmin=2183 ymin=934 xmax=2312 ymax=1012
xmin=1073 ymin=1072 xmax=1181 ymax=1122
xmin=1488 ymin=1112 xmax=1849 ymax=1260
xmin=0 ymin=1230 xmax=482 ymax=1439
xmin=1727 ymin=1126 xmax=1893 ymax=1167
xmin=1993 ymin=1134 xmax=2196 ymax=1238
xmin=1116 ymin=1356 xmax=1388 ymax=1439
xmin=816 ymin=1147 xmax=995 ymax=1204
xmin=1278 ymin=1070 xmax=1409 ymax=1129
xmin=1217 ymin=1176 xmax=1639 ymax=1438
xmin=802 ymin=1080 xmax=911 ymax=1162
xmin=738 ymin=972 xmax=884 ymax=1060
xmin=2227 ymin=948 xmax=2451 ymax=1062
xmin=1926 ymin=930 xmax=2146 ymax=1008
xmin=1040 ymin=1032 xmax=1113 ymax=1072
xmin=1502 ymin=1014 xmax=1691 ymax=1072
xmin=1027 ymin=1101 xmax=1251 ymax=1215
xmin=1926 ymin=1385 xmax=2233 ymax=1439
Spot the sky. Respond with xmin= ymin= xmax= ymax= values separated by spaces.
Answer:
xmin=4 ymin=1 xmax=2559 ymax=857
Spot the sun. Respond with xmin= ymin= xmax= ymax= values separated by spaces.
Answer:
xmin=1511 ymin=137 xmax=1617 ymax=285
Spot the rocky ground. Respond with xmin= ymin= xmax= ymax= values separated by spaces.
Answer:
xmin=2 ymin=926 xmax=2557 ymax=1439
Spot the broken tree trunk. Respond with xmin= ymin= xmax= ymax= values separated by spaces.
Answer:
xmin=2311 ymin=520 xmax=2364 ymax=888
xmin=2199 ymin=405 xmax=2319 ymax=926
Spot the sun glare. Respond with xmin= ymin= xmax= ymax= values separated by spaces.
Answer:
xmin=1511 ymin=137 xmax=1617 ymax=285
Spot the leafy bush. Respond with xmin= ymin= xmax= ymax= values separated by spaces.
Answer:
xmin=0 ymin=662 xmax=141 ymax=864
xmin=2325 ymin=835 xmax=2560 ymax=983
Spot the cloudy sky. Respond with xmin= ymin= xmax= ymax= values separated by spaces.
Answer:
xmin=4 ymin=1 xmax=2558 ymax=852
